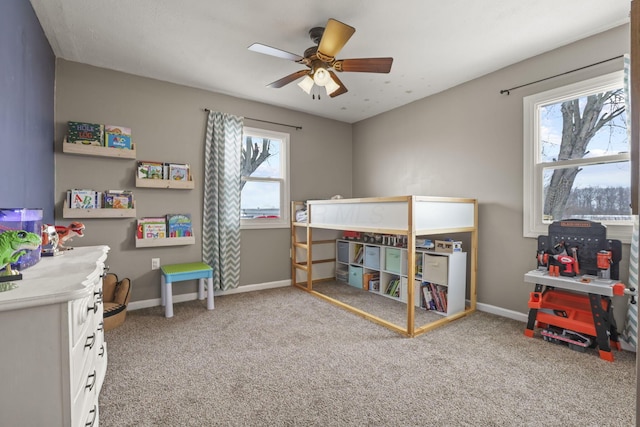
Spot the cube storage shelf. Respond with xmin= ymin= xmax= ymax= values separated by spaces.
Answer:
xmin=335 ymin=239 xmax=467 ymax=317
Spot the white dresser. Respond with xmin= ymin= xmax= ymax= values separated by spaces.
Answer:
xmin=0 ymin=245 xmax=109 ymax=427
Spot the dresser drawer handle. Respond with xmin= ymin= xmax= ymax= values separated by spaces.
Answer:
xmin=97 ymin=321 xmax=104 ymax=332
xmin=100 ymin=266 xmax=110 ymax=277
xmin=98 ymin=344 xmax=105 ymax=358
xmin=85 ymin=405 xmax=97 ymax=427
xmin=87 ymin=304 xmax=98 ymax=314
xmin=84 ymin=333 xmax=96 ymax=350
xmin=85 ymin=370 xmax=97 ymax=391
xmin=94 ymin=289 xmax=103 ymax=303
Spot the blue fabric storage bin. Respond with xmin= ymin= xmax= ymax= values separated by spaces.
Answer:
xmin=364 ymin=246 xmax=380 ymax=269
xmin=385 ymin=248 xmax=402 ymax=274
xmin=337 ymin=241 xmax=349 ymax=263
xmin=349 ymin=265 xmax=363 ymax=288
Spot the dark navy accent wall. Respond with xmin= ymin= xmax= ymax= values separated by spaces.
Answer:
xmin=0 ymin=0 xmax=55 ymax=223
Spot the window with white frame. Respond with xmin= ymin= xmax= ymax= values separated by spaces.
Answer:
xmin=240 ymin=127 xmax=290 ymax=229
xmin=523 ymin=71 xmax=632 ymax=242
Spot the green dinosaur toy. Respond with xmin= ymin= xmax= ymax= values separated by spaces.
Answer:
xmin=0 ymin=230 xmax=42 ymax=276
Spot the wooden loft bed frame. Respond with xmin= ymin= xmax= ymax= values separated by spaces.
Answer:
xmin=290 ymin=195 xmax=478 ymax=337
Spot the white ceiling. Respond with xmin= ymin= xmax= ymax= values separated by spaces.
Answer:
xmin=29 ymin=0 xmax=630 ymax=124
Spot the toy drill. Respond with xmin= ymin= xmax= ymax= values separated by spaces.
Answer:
xmin=536 ymin=241 xmax=579 ymax=277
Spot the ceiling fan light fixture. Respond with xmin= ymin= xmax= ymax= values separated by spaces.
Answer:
xmin=324 ymin=77 xmax=341 ymax=96
xmin=313 ymin=67 xmax=331 ymax=87
xmin=297 ymin=75 xmax=314 ymax=94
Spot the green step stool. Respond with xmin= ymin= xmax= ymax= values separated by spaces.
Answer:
xmin=160 ymin=262 xmax=214 ymax=318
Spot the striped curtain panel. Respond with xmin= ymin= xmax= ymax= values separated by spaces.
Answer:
xmin=202 ymin=111 xmax=243 ymax=291
xmin=622 ymin=54 xmax=638 ymax=349
xmin=623 ymin=216 xmax=639 ymax=349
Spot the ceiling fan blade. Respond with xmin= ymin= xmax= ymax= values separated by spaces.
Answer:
xmin=328 ymin=71 xmax=348 ymax=98
xmin=266 ymin=70 xmax=310 ymax=88
xmin=334 ymin=58 xmax=393 ymax=73
xmin=248 ymin=43 xmax=303 ymax=62
xmin=317 ymin=18 xmax=355 ymax=60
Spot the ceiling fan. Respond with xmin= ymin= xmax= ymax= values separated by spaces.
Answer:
xmin=248 ymin=18 xmax=393 ymax=98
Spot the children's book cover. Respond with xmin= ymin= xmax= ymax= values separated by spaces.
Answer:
xmin=70 ymin=189 xmax=98 ymax=209
xmin=168 ymin=163 xmax=190 ymax=181
xmin=67 ymin=122 xmax=104 ymax=146
xmin=138 ymin=217 xmax=167 ymax=239
xmin=104 ymin=192 xmax=133 ymax=209
xmin=166 ymin=214 xmax=192 ymax=237
xmin=137 ymin=161 xmax=165 ymax=179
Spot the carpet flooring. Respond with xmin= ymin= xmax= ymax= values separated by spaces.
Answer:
xmin=100 ymin=285 xmax=636 ymax=426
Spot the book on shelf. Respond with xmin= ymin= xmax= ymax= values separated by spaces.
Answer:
xmin=137 ymin=161 xmax=191 ymax=181
xmin=369 ymin=279 xmax=380 ymax=292
xmin=429 ymin=282 xmax=442 ymax=311
xmin=68 ymin=189 xmax=99 ymax=209
xmin=385 ymin=278 xmax=401 ymax=297
xmin=362 ymin=272 xmax=380 ymax=291
xmin=137 ymin=217 xmax=167 ymax=239
xmin=415 ymin=255 xmax=423 ymax=276
xmin=137 ymin=161 xmax=165 ymax=179
xmin=354 ymin=245 xmax=364 ymax=263
xmin=424 ymin=282 xmax=447 ymax=313
xmin=421 ymin=283 xmax=436 ymax=311
xmin=67 ymin=121 xmax=104 ymax=146
xmin=103 ymin=190 xmax=134 ymax=209
xmin=168 ymin=163 xmax=190 ymax=181
xmin=166 ymin=214 xmax=192 ymax=237
xmin=104 ymin=125 xmax=132 ymax=150
xmin=438 ymin=285 xmax=448 ymax=312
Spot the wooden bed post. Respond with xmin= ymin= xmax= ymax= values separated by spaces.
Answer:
xmin=290 ymin=201 xmax=297 ymax=287
xmin=469 ymin=200 xmax=478 ymax=310
xmin=406 ymin=196 xmax=416 ymax=337
xmin=306 ymin=203 xmax=313 ymax=290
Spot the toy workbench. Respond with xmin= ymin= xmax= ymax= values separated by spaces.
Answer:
xmin=523 ymin=219 xmax=635 ymax=361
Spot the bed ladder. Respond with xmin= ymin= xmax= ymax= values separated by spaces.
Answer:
xmin=290 ymin=201 xmax=336 ymax=290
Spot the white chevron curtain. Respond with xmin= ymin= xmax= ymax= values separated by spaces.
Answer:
xmin=202 ymin=111 xmax=243 ymax=291
xmin=623 ymin=216 xmax=639 ymax=349
xmin=622 ymin=55 xmax=638 ymax=349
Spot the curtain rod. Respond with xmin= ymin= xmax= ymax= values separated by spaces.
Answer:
xmin=203 ymin=108 xmax=302 ymax=130
xmin=499 ymin=55 xmax=624 ymax=95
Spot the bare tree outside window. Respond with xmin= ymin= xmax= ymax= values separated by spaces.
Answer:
xmin=239 ymin=128 xmax=290 ymax=227
xmin=241 ymin=137 xmax=272 ymax=191
xmin=541 ymin=88 xmax=629 ymax=221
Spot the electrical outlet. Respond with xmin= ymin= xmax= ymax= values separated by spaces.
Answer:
xmin=151 ymin=258 xmax=160 ymax=270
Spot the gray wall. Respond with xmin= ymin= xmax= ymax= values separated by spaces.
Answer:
xmin=52 ymin=25 xmax=633 ymax=321
xmin=352 ymin=25 xmax=631 ymax=319
xmin=0 ymin=0 xmax=55 ymax=223
xmin=54 ymin=60 xmax=352 ymax=302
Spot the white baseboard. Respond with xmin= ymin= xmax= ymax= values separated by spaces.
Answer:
xmin=128 ymin=279 xmax=291 ymax=311
xmin=474 ymin=301 xmax=529 ymax=323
